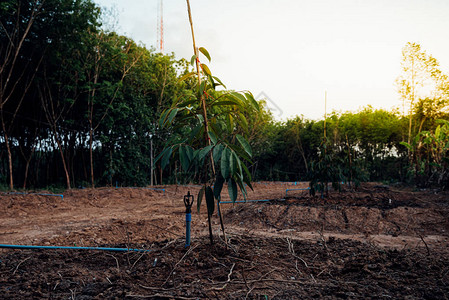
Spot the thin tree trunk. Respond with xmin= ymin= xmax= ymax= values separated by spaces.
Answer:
xmin=53 ymin=127 xmax=71 ymax=189
xmin=1 ymin=115 xmax=14 ymax=190
xmin=39 ymin=82 xmax=71 ymax=189
xmin=150 ymin=138 xmax=153 ymax=186
xmin=22 ymin=145 xmax=36 ymax=189
xmin=295 ymin=124 xmax=308 ymax=174
xmin=407 ymin=60 xmax=416 ymax=159
xmin=88 ymin=54 xmax=99 ymax=188
xmin=186 ymin=0 xmax=225 ymax=245
xmin=109 ymin=149 xmax=113 ymax=187
xmin=89 ymin=127 xmax=94 ymax=187
xmin=159 ymin=164 xmax=162 ymax=185
xmin=418 ymin=116 xmax=427 ymax=135
xmin=0 ymin=2 xmax=45 ymax=191
xmin=346 ymin=134 xmax=353 ymax=187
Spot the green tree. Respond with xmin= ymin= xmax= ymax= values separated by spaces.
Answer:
xmin=98 ymin=49 xmax=185 ymax=187
xmin=36 ymin=0 xmax=100 ymax=189
xmin=396 ymin=42 xmax=449 ymax=149
xmin=401 ymin=120 xmax=449 ymax=189
xmin=0 ymin=0 xmax=45 ymax=189
xmin=0 ymin=0 xmax=100 ymax=189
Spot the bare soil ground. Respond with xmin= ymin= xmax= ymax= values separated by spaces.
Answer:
xmin=1 ymin=182 xmax=448 ymax=299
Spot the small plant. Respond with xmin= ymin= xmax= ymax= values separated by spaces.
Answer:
xmin=341 ymin=136 xmax=368 ymax=189
xmin=309 ymin=138 xmax=344 ymax=198
xmin=401 ymin=119 xmax=449 ymax=189
xmin=309 ymin=136 xmax=368 ymax=197
xmin=156 ymin=50 xmax=257 ymax=244
xmin=155 ymin=0 xmax=258 ymax=245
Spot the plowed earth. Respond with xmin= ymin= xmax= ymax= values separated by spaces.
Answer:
xmin=1 ymin=182 xmax=448 ymax=299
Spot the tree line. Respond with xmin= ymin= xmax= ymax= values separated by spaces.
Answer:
xmin=1 ymin=1 xmax=448 ymax=191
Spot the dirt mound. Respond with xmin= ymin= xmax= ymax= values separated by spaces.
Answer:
xmin=224 ymin=186 xmax=449 ymax=238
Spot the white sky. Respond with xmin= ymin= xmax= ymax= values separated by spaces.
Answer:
xmin=94 ymin=0 xmax=449 ymax=120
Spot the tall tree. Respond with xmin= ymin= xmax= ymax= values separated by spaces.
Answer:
xmin=35 ymin=0 xmax=100 ymax=189
xmin=85 ymin=31 xmax=142 ymax=187
xmin=0 ymin=0 xmax=45 ymax=189
xmin=396 ymin=42 xmax=448 ymax=148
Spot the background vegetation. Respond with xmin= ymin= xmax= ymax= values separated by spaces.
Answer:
xmin=1 ymin=1 xmax=448 ymax=191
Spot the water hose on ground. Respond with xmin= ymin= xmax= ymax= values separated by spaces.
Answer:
xmin=0 ymin=244 xmax=150 ymax=252
xmin=219 ymin=198 xmax=286 ymax=204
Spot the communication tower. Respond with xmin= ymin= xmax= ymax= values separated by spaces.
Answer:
xmin=157 ymin=0 xmax=164 ymax=53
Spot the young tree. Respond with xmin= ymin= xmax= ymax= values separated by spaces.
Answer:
xmin=156 ymin=0 xmax=258 ymax=245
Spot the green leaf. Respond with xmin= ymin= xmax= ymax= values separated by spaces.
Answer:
xmin=236 ymin=134 xmax=252 ymax=157
xmin=230 ymin=91 xmax=246 ymax=104
xmin=227 ymin=142 xmax=252 ymax=163
xmin=236 ymin=178 xmax=247 ymax=201
xmin=192 ymin=149 xmax=200 ymax=162
xmin=208 ymin=131 xmax=218 ymax=145
xmin=214 ymin=175 xmax=225 ymax=200
xmin=245 ymin=91 xmax=260 ymax=111
xmin=212 ymin=76 xmax=227 ymax=89
xmin=237 ymin=113 xmax=248 ymax=132
xmin=154 ymin=147 xmax=170 ymax=166
xmin=189 ymin=124 xmax=203 ymax=141
xmin=161 ymin=147 xmax=173 ymax=170
xmin=228 ymin=178 xmax=238 ymax=203
xmin=172 ymin=114 xmax=194 ymax=126
xmin=167 ymin=108 xmax=179 ymax=125
xmin=167 ymin=136 xmax=187 ymax=146
xmin=199 ymin=145 xmax=213 ymax=162
xmin=226 ymin=92 xmax=244 ymax=105
xmin=435 ymin=126 xmax=441 ymax=140
xmin=197 ymin=186 xmax=205 ymax=213
xmin=177 ymin=99 xmax=198 ymax=108
xmin=208 ymin=74 xmax=215 ymax=89
xmin=232 ymin=150 xmax=243 ymax=175
xmin=159 ymin=109 xmax=170 ymax=128
xmin=190 ymin=54 xmax=197 ymax=66
xmin=199 ymin=47 xmax=211 ymax=62
xmin=399 ymin=141 xmax=413 ymax=151
xmin=186 ymin=145 xmax=194 ymax=161
xmin=197 ymin=114 xmax=204 ymax=123
xmin=178 ymin=71 xmax=196 ymax=84
xmin=226 ymin=114 xmax=233 ymax=134
xmin=205 ymin=186 xmax=215 ymax=216
xmin=201 ymin=63 xmax=211 ymax=76
xmin=221 ymin=147 xmax=230 ymax=179
xmin=210 ymin=100 xmax=241 ymax=107
xmin=179 ymin=145 xmax=189 ymax=171
xmin=213 ymin=144 xmax=224 ymax=162
xmin=209 ymin=122 xmax=222 ymax=139
xmin=229 ymin=149 xmax=235 ymax=176
xmin=241 ymin=163 xmax=253 ymax=190
xmin=199 ymin=81 xmax=206 ymax=96
xmin=178 ymin=145 xmax=194 ymax=171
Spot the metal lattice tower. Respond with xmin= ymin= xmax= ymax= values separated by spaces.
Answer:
xmin=157 ymin=0 xmax=164 ymax=53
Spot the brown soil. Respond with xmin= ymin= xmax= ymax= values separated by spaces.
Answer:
xmin=1 ymin=182 xmax=448 ymax=299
